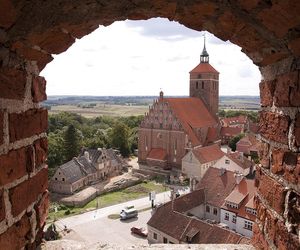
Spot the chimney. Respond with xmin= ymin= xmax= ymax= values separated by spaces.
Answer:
xmin=234 ymin=172 xmax=244 ymax=184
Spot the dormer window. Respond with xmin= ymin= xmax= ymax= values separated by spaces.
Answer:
xmin=245 ymin=207 xmax=257 ymax=215
xmin=225 ymin=201 xmax=239 ymax=209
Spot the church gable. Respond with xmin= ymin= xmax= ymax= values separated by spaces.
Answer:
xmin=140 ymin=98 xmax=183 ymax=131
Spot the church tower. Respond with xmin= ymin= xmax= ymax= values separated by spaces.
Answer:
xmin=189 ymin=36 xmax=219 ymax=117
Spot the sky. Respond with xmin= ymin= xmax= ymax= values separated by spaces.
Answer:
xmin=41 ymin=18 xmax=261 ymax=96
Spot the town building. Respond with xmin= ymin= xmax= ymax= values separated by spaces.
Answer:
xmin=138 ymin=38 xmax=220 ymax=173
xmin=49 ymin=148 xmax=125 ymax=194
xmin=236 ymin=133 xmax=259 ymax=157
xmin=147 ymin=189 xmax=250 ymax=245
xmin=213 ymin=151 xmax=253 ymax=177
xmin=220 ymin=115 xmax=249 ymax=132
xmin=220 ymin=178 xmax=256 ymax=238
xmin=220 ymin=126 xmax=243 ymax=145
xmin=181 ymin=143 xmax=224 ymax=181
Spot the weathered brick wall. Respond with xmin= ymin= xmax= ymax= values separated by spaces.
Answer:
xmin=0 ymin=46 xmax=48 ymax=249
xmin=253 ymin=57 xmax=300 ymax=250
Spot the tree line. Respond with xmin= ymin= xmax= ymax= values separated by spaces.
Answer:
xmin=48 ymin=112 xmax=143 ymax=175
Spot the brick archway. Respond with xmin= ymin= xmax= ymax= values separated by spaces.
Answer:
xmin=0 ymin=1 xmax=299 ymax=249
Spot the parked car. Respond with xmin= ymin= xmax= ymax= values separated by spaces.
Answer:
xmin=130 ymin=227 xmax=148 ymax=237
xmin=120 ymin=206 xmax=138 ymax=220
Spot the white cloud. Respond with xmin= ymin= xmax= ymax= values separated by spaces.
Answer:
xmin=41 ymin=18 xmax=260 ymax=96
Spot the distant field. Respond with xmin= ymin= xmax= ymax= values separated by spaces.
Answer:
xmin=48 ymin=104 xmax=148 ymax=117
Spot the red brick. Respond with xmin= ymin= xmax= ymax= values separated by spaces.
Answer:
xmin=256 ymin=200 xmax=267 ymax=225
xmin=288 ymin=37 xmax=300 ymax=57
xmin=271 ymin=149 xmax=285 ymax=174
xmin=0 ymin=189 xmax=5 ymax=222
xmin=265 ymin=209 xmax=277 ymax=243
xmin=274 ymin=71 xmax=299 ymax=107
xmin=295 ymin=113 xmax=300 ymax=147
xmin=0 ymin=0 xmax=17 ymax=29
xmin=256 ymin=167 xmax=286 ymax=215
xmin=259 ymin=80 xmax=274 ymax=107
xmin=34 ymin=138 xmax=48 ymax=168
xmin=258 ymin=141 xmax=270 ymax=168
xmin=0 ymin=214 xmax=31 ymax=249
xmin=9 ymin=108 xmax=48 ymax=142
xmin=251 ymin=223 xmax=269 ymax=250
xmin=259 ymin=111 xmax=289 ymax=144
xmin=12 ymin=41 xmax=53 ymax=71
xmin=9 ymin=167 xmax=48 ymax=217
xmin=35 ymin=191 xmax=49 ymax=228
xmin=0 ymin=111 xmax=3 ymax=145
xmin=0 ymin=147 xmax=34 ymax=186
xmin=28 ymin=29 xmax=75 ymax=54
xmin=275 ymin=220 xmax=300 ymax=250
xmin=0 ymin=67 xmax=26 ymax=100
xmin=32 ymin=76 xmax=47 ymax=103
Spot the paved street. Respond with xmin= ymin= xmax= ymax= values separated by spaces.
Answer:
xmin=55 ymin=187 xmax=189 ymax=244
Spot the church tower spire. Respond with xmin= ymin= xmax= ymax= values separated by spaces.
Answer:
xmin=200 ymin=35 xmax=209 ymax=63
xmin=189 ymin=35 xmax=219 ymax=117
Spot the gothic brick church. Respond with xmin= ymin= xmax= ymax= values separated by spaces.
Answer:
xmin=138 ymin=39 xmax=221 ymax=171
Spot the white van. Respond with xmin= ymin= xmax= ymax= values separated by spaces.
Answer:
xmin=120 ymin=206 xmax=138 ymax=220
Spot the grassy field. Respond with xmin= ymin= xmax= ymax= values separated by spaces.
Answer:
xmin=48 ymin=103 xmax=148 ymax=118
xmin=47 ymin=181 xmax=168 ymax=222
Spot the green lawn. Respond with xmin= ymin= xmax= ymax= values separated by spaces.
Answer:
xmin=47 ymin=181 xmax=168 ymax=222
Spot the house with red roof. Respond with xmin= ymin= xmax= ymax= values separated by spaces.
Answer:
xmin=220 ymin=115 xmax=249 ymax=131
xmin=220 ymin=177 xmax=256 ymax=238
xmin=236 ymin=133 xmax=259 ymax=156
xmin=147 ymin=187 xmax=250 ymax=245
xmin=181 ymin=143 xmax=224 ymax=181
xmin=220 ymin=126 xmax=243 ymax=144
xmin=213 ymin=151 xmax=253 ymax=177
xmin=138 ymin=38 xmax=221 ymax=174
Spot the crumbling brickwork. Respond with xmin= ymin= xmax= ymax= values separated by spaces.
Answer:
xmin=0 ymin=0 xmax=300 ymax=249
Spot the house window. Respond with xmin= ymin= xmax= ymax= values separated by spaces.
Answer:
xmin=163 ymin=237 xmax=168 ymax=243
xmin=224 ymin=212 xmax=229 ymax=221
xmin=55 ymin=177 xmax=57 ymax=181
xmin=232 ymin=215 xmax=236 ymax=224
xmin=62 ymin=178 xmax=65 ymax=182
xmin=244 ymin=221 xmax=253 ymax=231
xmin=213 ymin=208 xmax=218 ymax=215
xmin=206 ymin=205 xmax=210 ymax=213
xmin=202 ymin=81 xmax=205 ymax=89
xmin=153 ymin=232 xmax=157 ymax=240
xmin=196 ymin=81 xmax=199 ymax=89
xmin=225 ymin=159 xmax=230 ymax=164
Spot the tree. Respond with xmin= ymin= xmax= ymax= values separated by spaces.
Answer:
xmin=110 ymin=122 xmax=130 ymax=157
xmin=229 ymin=133 xmax=244 ymax=151
xmin=64 ymin=124 xmax=81 ymax=161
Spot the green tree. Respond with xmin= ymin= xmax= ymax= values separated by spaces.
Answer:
xmin=110 ymin=122 xmax=130 ymax=157
xmin=48 ymin=131 xmax=66 ymax=176
xmin=229 ymin=133 xmax=244 ymax=151
xmin=64 ymin=124 xmax=81 ymax=161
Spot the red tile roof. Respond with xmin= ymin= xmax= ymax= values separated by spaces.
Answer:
xmin=196 ymin=167 xmax=236 ymax=207
xmin=222 ymin=178 xmax=256 ymax=221
xmin=147 ymin=148 xmax=167 ymax=161
xmin=165 ymin=97 xmax=218 ymax=146
xmin=249 ymin=121 xmax=259 ymax=134
xmin=190 ymin=63 xmax=219 ymax=74
xmin=192 ymin=144 xmax=224 ymax=164
xmin=220 ymin=126 xmax=243 ymax=137
xmin=227 ymin=152 xmax=253 ymax=170
xmin=221 ymin=116 xmax=248 ymax=127
xmin=173 ymin=189 xmax=205 ymax=213
xmin=148 ymin=201 xmax=246 ymax=244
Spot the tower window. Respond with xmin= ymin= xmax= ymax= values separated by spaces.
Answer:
xmin=196 ymin=81 xmax=199 ymax=89
xmin=202 ymin=81 xmax=204 ymax=89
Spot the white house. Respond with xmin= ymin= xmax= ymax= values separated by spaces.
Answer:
xmin=213 ymin=151 xmax=253 ymax=176
xmin=182 ymin=144 xmax=224 ymax=181
xmin=220 ymin=177 xmax=256 ymax=238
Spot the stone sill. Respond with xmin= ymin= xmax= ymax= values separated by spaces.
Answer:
xmin=41 ymin=240 xmax=256 ymax=250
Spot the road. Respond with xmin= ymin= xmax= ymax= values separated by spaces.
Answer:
xmin=55 ymin=187 xmax=189 ymax=244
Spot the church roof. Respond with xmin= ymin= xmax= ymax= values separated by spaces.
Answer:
xmin=189 ymin=62 xmax=219 ymax=74
xmin=165 ymin=97 xmax=218 ymax=146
